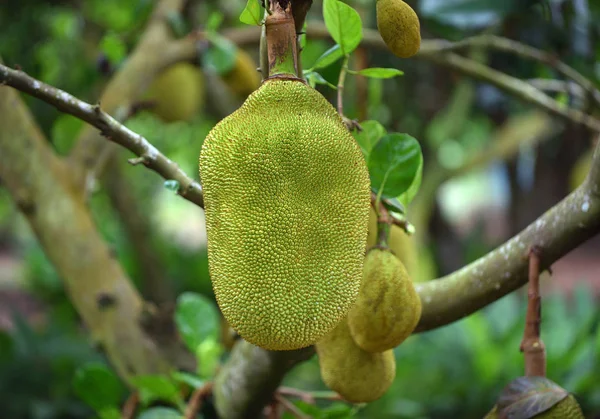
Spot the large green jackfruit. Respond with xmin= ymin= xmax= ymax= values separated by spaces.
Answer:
xmin=316 ymin=317 xmax=396 ymax=403
xmin=348 ymin=247 xmax=421 ymax=352
xmin=199 ymin=78 xmax=371 ymax=351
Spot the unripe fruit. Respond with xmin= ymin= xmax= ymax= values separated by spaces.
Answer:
xmin=484 ymin=394 xmax=584 ymax=419
xmin=376 ymin=0 xmax=421 ymax=58
xmin=347 ymin=247 xmax=421 ymax=352
xmin=220 ymin=49 xmax=262 ymax=98
xmin=316 ymin=317 xmax=396 ymax=403
xmin=145 ymin=63 xmax=204 ymax=122
xmin=199 ymin=78 xmax=371 ymax=351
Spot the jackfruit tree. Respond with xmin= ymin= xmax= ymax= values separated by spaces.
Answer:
xmin=1 ymin=0 xmax=600 ymax=418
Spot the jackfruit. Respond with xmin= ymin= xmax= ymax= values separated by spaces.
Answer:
xmin=484 ymin=394 xmax=584 ymax=419
xmin=347 ymin=247 xmax=421 ymax=352
xmin=198 ymin=78 xmax=371 ymax=351
xmin=220 ymin=49 xmax=262 ymax=98
xmin=366 ymin=207 xmax=418 ymax=278
xmin=145 ymin=62 xmax=204 ymax=122
xmin=316 ymin=317 xmax=396 ymax=403
xmin=376 ymin=0 xmax=421 ymax=58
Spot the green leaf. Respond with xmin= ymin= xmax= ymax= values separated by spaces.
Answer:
xmin=73 ymin=363 xmax=125 ymax=414
xmin=368 ymin=133 xmax=422 ymax=199
xmin=350 ymin=68 xmax=404 ymax=79
xmin=305 ymin=71 xmax=338 ymax=90
xmin=322 ymin=0 xmax=363 ymax=55
xmin=420 ymin=0 xmax=521 ymax=29
xmin=321 ymin=402 xmax=358 ymax=418
xmin=206 ymin=11 xmax=225 ymax=32
xmin=352 ymin=120 xmax=386 ymax=158
xmin=382 ymin=197 xmax=405 ymax=216
xmin=171 ymin=371 xmax=205 ymax=389
xmin=175 ymin=292 xmax=220 ymax=353
xmin=137 ymin=407 xmax=184 ymax=419
xmin=130 ymin=375 xmax=184 ymax=408
xmin=239 ymin=0 xmax=263 ymax=25
xmin=397 ymin=154 xmax=423 ymax=207
xmin=196 ymin=337 xmax=224 ymax=379
xmin=311 ymin=44 xmax=344 ymax=70
xmin=98 ymin=408 xmax=121 ymax=419
xmin=100 ymin=33 xmax=126 ymax=64
xmin=202 ymin=35 xmax=237 ymax=75
xmin=496 ymin=376 xmax=569 ymax=419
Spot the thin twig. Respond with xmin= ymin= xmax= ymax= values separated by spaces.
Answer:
xmin=337 ymin=55 xmax=349 ymax=116
xmin=278 ymin=386 xmax=343 ymax=402
xmin=184 ymin=382 xmax=213 ymax=419
xmin=0 ymin=64 xmax=204 ymax=208
xmin=520 ymin=246 xmax=546 ymax=377
xmin=121 ymin=391 xmax=139 ymax=419
xmin=275 ymin=394 xmax=311 ymax=419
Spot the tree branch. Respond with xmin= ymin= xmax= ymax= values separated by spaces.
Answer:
xmin=67 ymin=0 xmax=190 ymax=194
xmin=0 ymin=64 xmax=204 ymax=207
xmin=0 ymin=85 xmax=171 ymax=385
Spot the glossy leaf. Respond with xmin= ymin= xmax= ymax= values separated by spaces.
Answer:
xmin=322 ymin=0 xmax=363 ymax=55
xmin=351 ymin=67 xmax=404 ymax=79
xmin=368 ymin=133 xmax=423 ymax=199
xmin=496 ymin=376 xmax=569 ymax=419
xmin=175 ymin=292 xmax=220 ymax=353
xmin=130 ymin=375 xmax=184 ymax=407
xmin=397 ymin=154 xmax=423 ymax=207
xmin=352 ymin=120 xmax=386 ymax=158
xmin=239 ymin=0 xmax=262 ymax=26
xmin=311 ymin=44 xmax=344 ymax=70
xmin=73 ymin=363 xmax=125 ymax=413
xmin=305 ymin=71 xmax=337 ymax=89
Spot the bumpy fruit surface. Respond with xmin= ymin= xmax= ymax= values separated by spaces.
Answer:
xmin=316 ymin=317 xmax=396 ymax=403
xmin=145 ymin=63 xmax=204 ymax=122
xmin=376 ymin=0 xmax=421 ymax=58
xmin=348 ymin=248 xmax=421 ymax=352
xmin=221 ymin=49 xmax=262 ymax=98
xmin=484 ymin=394 xmax=584 ymax=419
xmin=199 ymin=78 xmax=371 ymax=351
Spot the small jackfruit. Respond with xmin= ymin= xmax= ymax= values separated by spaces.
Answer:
xmin=366 ymin=207 xmax=418 ymax=278
xmin=145 ymin=63 xmax=204 ymax=122
xmin=220 ymin=49 xmax=262 ymax=98
xmin=316 ymin=317 xmax=396 ymax=403
xmin=199 ymin=78 xmax=371 ymax=351
xmin=376 ymin=0 xmax=421 ymax=58
xmin=484 ymin=394 xmax=584 ymax=419
xmin=347 ymin=247 xmax=421 ymax=353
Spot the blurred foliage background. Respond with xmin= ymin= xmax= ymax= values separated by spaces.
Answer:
xmin=1 ymin=0 xmax=599 ymax=418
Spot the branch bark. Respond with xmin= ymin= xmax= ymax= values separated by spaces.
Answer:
xmin=0 ymin=86 xmax=171 ymax=384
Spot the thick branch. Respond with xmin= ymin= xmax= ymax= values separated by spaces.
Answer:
xmin=68 ymin=0 xmax=189 ymax=193
xmin=0 ymin=64 xmax=204 ymax=207
xmin=0 ymin=86 xmax=171 ymax=384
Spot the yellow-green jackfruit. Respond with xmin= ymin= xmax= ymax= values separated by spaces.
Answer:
xmin=220 ymin=49 xmax=262 ymax=98
xmin=145 ymin=63 xmax=204 ymax=122
xmin=316 ymin=317 xmax=396 ymax=403
xmin=347 ymin=247 xmax=421 ymax=352
xmin=199 ymin=78 xmax=371 ymax=351
xmin=376 ymin=0 xmax=421 ymax=58
xmin=484 ymin=394 xmax=584 ymax=419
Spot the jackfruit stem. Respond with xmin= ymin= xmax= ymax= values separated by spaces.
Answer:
xmin=265 ymin=1 xmax=300 ymax=78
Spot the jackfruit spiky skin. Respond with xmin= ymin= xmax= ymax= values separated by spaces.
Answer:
xmin=316 ymin=317 xmax=396 ymax=403
xmin=376 ymin=0 xmax=421 ymax=58
xmin=199 ymin=78 xmax=371 ymax=351
xmin=221 ymin=49 xmax=262 ymax=98
xmin=348 ymin=248 xmax=422 ymax=353
xmin=145 ymin=63 xmax=204 ymax=122
xmin=484 ymin=394 xmax=584 ymax=419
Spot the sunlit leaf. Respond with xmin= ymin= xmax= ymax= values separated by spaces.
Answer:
xmin=130 ymin=375 xmax=183 ymax=407
xmin=350 ymin=68 xmax=404 ymax=79
xmin=311 ymin=44 xmax=344 ymax=70
xmin=352 ymin=120 xmax=386 ymax=158
xmin=239 ymin=0 xmax=263 ymax=26
xmin=322 ymin=0 xmax=363 ymax=55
